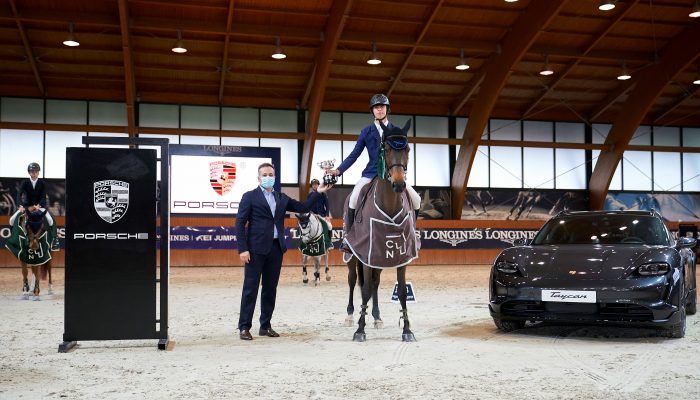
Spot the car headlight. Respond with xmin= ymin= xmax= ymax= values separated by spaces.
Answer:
xmin=496 ymin=260 xmax=519 ymax=274
xmin=637 ymin=262 xmax=670 ymax=276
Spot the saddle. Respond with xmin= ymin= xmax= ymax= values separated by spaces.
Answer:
xmin=343 ymin=180 xmax=420 ymax=269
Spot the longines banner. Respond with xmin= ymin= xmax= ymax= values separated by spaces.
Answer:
xmin=158 ymin=226 xmax=541 ymax=250
xmin=2 ymin=225 xmax=698 ymax=251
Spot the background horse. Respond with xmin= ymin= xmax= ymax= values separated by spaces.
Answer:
xmin=343 ymin=119 xmax=418 ymax=342
xmin=6 ymin=209 xmax=55 ymax=300
xmin=295 ymin=212 xmax=332 ymax=286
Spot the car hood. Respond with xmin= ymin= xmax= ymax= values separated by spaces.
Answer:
xmin=498 ymin=245 xmax=677 ymax=280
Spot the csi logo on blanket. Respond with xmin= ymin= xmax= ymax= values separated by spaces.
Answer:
xmin=391 ymin=281 xmax=416 ymax=303
xmin=94 ymin=180 xmax=129 ymax=224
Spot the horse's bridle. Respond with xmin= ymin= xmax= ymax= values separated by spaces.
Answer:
xmin=383 ymin=135 xmax=408 ymax=179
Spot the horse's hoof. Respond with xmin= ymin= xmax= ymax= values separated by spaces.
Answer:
xmin=344 ymin=315 xmax=354 ymax=327
xmin=353 ymin=332 xmax=366 ymax=342
xmin=32 ymin=295 xmax=41 ymax=301
xmin=314 ymin=278 xmax=320 ymax=286
xmin=326 ymin=275 xmax=331 ymax=281
xmin=22 ymin=293 xmax=30 ymax=300
xmin=402 ymin=332 xmax=416 ymax=342
xmin=48 ymin=286 xmax=54 ymax=295
xmin=303 ymin=278 xmax=309 ymax=285
xmin=373 ymin=320 xmax=384 ymax=329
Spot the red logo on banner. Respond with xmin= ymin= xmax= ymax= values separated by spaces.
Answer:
xmin=209 ymin=161 xmax=236 ymax=195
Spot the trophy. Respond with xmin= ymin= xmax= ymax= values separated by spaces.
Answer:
xmin=318 ymin=159 xmax=337 ymax=185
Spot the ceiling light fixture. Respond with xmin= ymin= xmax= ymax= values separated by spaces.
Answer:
xmin=271 ymin=36 xmax=286 ymax=60
xmin=62 ymin=22 xmax=80 ymax=47
xmin=693 ymin=66 xmax=700 ymax=85
xmin=617 ymin=60 xmax=631 ymax=80
xmin=598 ymin=0 xmax=616 ymax=11
xmin=367 ymin=42 xmax=381 ymax=65
xmin=455 ymin=48 xmax=470 ymax=71
xmin=539 ymin=54 xmax=554 ymax=76
xmin=690 ymin=0 xmax=700 ymax=17
xmin=504 ymin=0 xmax=519 ymax=2
xmin=171 ymin=30 xmax=187 ymax=54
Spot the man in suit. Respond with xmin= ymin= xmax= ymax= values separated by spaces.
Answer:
xmin=18 ymin=162 xmax=47 ymax=212
xmin=236 ymin=162 xmax=332 ymax=340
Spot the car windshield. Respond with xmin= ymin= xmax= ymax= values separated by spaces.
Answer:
xmin=532 ymin=214 xmax=670 ymax=246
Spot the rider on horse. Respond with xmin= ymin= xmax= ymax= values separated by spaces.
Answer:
xmin=328 ymin=94 xmax=421 ymax=251
xmin=18 ymin=162 xmax=59 ymax=251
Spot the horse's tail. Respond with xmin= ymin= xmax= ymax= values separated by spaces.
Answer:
xmin=40 ymin=263 xmax=49 ymax=280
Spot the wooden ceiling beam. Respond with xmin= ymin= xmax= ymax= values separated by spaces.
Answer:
xmin=653 ymin=84 xmax=700 ymax=123
xmin=386 ymin=0 xmax=444 ymax=97
xmin=8 ymin=0 xmax=44 ymax=96
xmin=587 ymin=81 xmax=635 ymax=122
xmin=589 ymin=19 xmax=700 ymax=210
xmin=117 ymin=0 xmax=137 ymax=137
xmin=451 ymin=0 xmax=566 ymax=219
xmin=218 ymin=0 xmax=235 ymax=105
xmin=521 ymin=0 xmax=637 ymax=118
xmin=300 ymin=0 xmax=353 ymax=199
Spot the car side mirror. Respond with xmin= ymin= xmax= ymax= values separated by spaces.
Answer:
xmin=675 ymin=236 xmax=697 ymax=249
xmin=513 ymin=238 xmax=528 ymax=246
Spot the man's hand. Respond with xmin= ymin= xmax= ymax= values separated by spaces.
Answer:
xmin=317 ymin=181 xmax=333 ymax=193
xmin=239 ymin=251 xmax=250 ymax=264
xmin=329 ymin=169 xmax=340 ymax=176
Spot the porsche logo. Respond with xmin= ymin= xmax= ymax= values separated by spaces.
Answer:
xmin=94 ymin=180 xmax=129 ymax=224
xmin=209 ymin=161 xmax=236 ymax=196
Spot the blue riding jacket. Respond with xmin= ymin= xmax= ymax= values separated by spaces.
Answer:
xmin=337 ymin=121 xmax=395 ymax=179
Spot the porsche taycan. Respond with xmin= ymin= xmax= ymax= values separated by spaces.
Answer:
xmin=489 ymin=210 xmax=697 ymax=338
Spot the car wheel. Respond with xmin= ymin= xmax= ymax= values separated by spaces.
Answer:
xmin=493 ymin=318 xmax=525 ymax=332
xmin=667 ymin=306 xmax=686 ymax=339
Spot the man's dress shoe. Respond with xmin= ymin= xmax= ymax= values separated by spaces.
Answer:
xmin=239 ymin=330 xmax=253 ymax=340
xmin=258 ymin=327 xmax=280 ymax=337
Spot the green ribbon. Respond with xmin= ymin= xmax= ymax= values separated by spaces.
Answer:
xmin=377 ymin=140 xmax=386 ymax=180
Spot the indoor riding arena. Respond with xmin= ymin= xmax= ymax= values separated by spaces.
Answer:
xmin=1 ymin=1 xmax=700 ymax=399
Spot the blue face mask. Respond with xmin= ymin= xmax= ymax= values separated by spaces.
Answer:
xmin=260 ymin=176 xmax=275 ymax=189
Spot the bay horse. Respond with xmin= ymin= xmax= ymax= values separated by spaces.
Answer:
xmin=343 ymin=119 xmax=419 ymax=342
xmin=295 ymin=212 xmax=332 ymax=286
xmin=6 ymin=209 xmax=56 ymax=299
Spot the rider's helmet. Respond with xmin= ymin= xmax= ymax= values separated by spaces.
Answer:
xmin=369 ymin=94 xmax=390 ymax=114
xmin=27 ymin=162 xmax=41 ymax=172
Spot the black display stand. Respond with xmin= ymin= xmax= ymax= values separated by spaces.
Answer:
xmin=59 ymin=137 xmax=170 ymax=352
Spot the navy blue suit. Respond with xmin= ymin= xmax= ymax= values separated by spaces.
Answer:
xmin=236 ymin=187 xmax=321 ymax=331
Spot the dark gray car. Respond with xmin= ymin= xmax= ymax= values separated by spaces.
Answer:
xmin=489 ymin=210 xmax=697 ymax=338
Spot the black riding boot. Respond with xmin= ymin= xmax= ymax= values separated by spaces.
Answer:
xmin=341 ymin=208 xmax=355 ymax=253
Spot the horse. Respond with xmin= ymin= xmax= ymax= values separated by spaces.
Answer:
xmin=343 ymin=119 xmax=419 ymax=342
xmin=5 ymin=209 xmax=56 ymax=300
xmin=295 ymin=212 xmax=332 ymax=286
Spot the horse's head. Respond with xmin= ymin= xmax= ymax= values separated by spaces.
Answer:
xmin=379 ymin=119 xmax=411 ymax=193
xmin=295 ymin=212 xmax=311 ymax=230
xmin=24 ymin=209 xmax=47 ymax=251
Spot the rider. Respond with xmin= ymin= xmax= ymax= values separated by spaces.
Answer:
xmin=308 ymin=178 xmax=330 ymax=219
xmin=328 ymin=94 xmax=420 ymax=249
xmin=18 ymin=162 xmax=59 ymax=251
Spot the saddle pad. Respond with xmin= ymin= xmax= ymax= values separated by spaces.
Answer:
xmin=5 ymin=212 xmax=54 ymax=266
xmin=299 ymin=219 xmax=332 ymax=257
xmin=344 ymin=185 xmax=419 ymax=269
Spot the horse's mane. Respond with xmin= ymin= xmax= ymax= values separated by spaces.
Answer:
xmin=25 ymin=210 xmax=47 ymax=234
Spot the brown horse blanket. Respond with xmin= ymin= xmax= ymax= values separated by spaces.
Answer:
xmin=344 ymin=180 xmax=419 ymax=269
